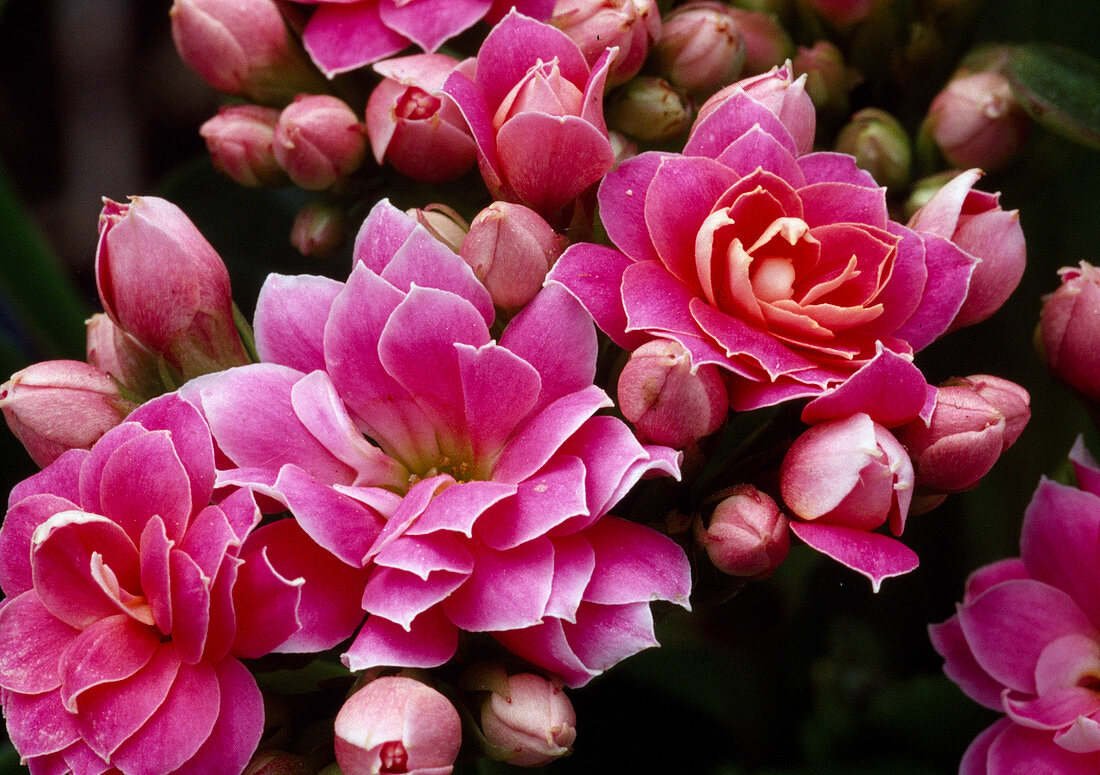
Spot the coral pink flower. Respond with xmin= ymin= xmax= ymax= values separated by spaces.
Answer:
xmin=186 ymin=199 xmax=691 ymax=688
xmin=299 ymin=0 xmax=554 ymax=77
xmin=550 ymin=65 xmax=979 ymax=419
xmin=0 ymin=394 xmax=311 ymax=774
xmin=930 ymin=439 xmax=1100 ymax=774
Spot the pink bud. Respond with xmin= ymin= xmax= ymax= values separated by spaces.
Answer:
xmin=654 ymin=1 xmax=747 ymax=98
xmin=552 ymin=0 xmax=662 ymax=87
xmin=273 ymin=95 xmax=367 ymax=190
xmin=200 ymin=104 xmax=288 ymax=187
xmin=695 ymin=64 xmax=816 ymax=155
xmin=606 ymin=76 xmax=694 ymax=142
xmin=0 ymin=360 xmax=137 ymax=467
xmin=334 ymin=676 xmax=461 ymax=775
xmin=806 ymin=0 xmax=874 ymax=27
xmin=924 ymin=70 xmax=1030 ymax=173
xmin=617 ymin=339 xmax=728 ymax=448
xmin=85 ymin=313 xmax=163 ymax=401
xmin=290 ymin=199 xmax=349 ymax=259
xmin=695 ymin=484 xmax=790 ymax=578
xmin=169 ymin=0 xmax=323 ymax=104
xmin=96 ymin=196 xmax=249 ymax=380
xmin=366 ymin=54 xmax=477 ymax=184
xmin=480 ymin=673 xmax=577 ymax=768
xmin=792 ymin=40 xmax=862 ymax=120
xmin=780 ymin=414 xmax=914 ymax=533
xmin=461 ymin=202 xmax=569 ymax=314
xmin=727 ymin=8 xmax=793 ymax=76
xmin=405 ymin=204 xmax=469 ymax=254
xmin=1040 ymin=262 xmax=1100 ymax=406
xmin=493 ymin=59 xmax=587 ymax=131
xmin=897 ymin=375 xmax=1030 ymax=494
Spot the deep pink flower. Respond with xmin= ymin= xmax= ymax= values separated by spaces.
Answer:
xmin=550 ymin=65 xmax=978 ymax=420
xmin=930 ymin=439 xmax=1100 ymax=774
xmin=185 ymin=199 xmax=691 ymax=688
xmin=0 ymin=394 xmax=309 ymax=774
xmin=298 ymin=0 xmax=554 ymax=77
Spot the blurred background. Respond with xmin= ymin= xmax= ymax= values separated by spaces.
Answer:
xmin=0 ymin=0 xmax=1098 ymax=773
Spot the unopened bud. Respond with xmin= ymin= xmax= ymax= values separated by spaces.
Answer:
xmin=290 ymin=199 xmax=349 ymax=259
xmin=404 ymin=204 xmax=469 ymax=254
xmin=727 ymin=8 xmax=793 ymax=76
xmin=273 ymin=95 xmax=367 ymax=190
xmin=834 ymin=108 xmax=911 ymax=189
xmin=480 ymin=672 xmax=577 ymax=768
xmin=792 ymin=40 xmax=861 ymax=120
xmin=86 ymin=314 xmax=163 ymax=401
xmin=200 ymin=104 xmax=288 ymax=187
xmin=654 ymin=1 xmax=747 ymax=99
xmin=695 ymin=484 xmax=790 ymax=578
xmin=606 ymin=76 xmax=694 ymax=142
xmin=552 ymin=0 xmax=662 ymax=88
xmin=1039 ymin=263 xmax=1100 ymax=408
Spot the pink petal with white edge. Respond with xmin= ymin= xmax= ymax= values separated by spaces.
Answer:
xmin=1022 ymin=478 xmax=1100 ymax=626
xmin=781 ymin=414 xmax=881 ymax=521
xmin=684 ymin=91 xmax=797 ymax=158
xmin=554 ymin=416 xmax=648 ymax=525
xmin=1056 ymin=715 xmax=1100 ymax=754
xmin=231 ymin=543 xmax=303 ymax=659
xmin=928 ymin=616 xmax=1005 ymax=710
xmin=797 ymin=181 xmax=889 ymax=231
xmin=403 ymin=478 xmax=517 ymax=538
xmin=8 ymin=447 xmax=85 ymax=509
xmin=0 ymin=493 xmax=78 ymax=598
xmin=443 ymin=537 xmax=555 ymax=631
xmin=583 ymin=516 xmax=692 ymax=608
xmin=343 ymin=606 xmax=458 ymax=671
xmin=3 ymin=689 xmax=80 ymax=759
xmin=374 ymin=531 xmax=474 ymax=579
xmin=109 ymin=659 xmax=220 ymax=774
xmin=168 ymin=550 xmax=211 ymax=664
xmin=715 ymin=125 xmax=804 ymax=183
xmin=127 ymin=394 xmax=216 ymax=515
xmin=303 ymin=1 xmax=410 ymax=76
xmin=565 ymin=601 xmax=658 ymax=675
xmin=1070 ymin=437 xmax=1100 ymax=499
xmin=168 ymin=657 xmax=263 ymax=775
xmin=179 ymin=505 xmax=237 ymax=581
xmin=957 ymin=579 xmax=1096 ymax=695
xmin=362 ymin=566 xmax=467 ymax=630
xmin=353 ymin=199 xmax=418 ymax=274
xmin=76 ymin=422 xmax=147 ymax=520
xmin=61 ymin=742 xmax=112 ymax=775
xmin=0 ymin=591 xmax=76 ymax=693
xmin=798 ymin=152 xmax=879 ymax=188
xmin=456 ymin=342 xmax=541 ymax=465
xmin=960 ymin=718 xmax=1011 ymax=775
xmin=202 ymin=553 xmax=240 ymax=665
xmin=378 ymin=0 xmax=491 ymax=55
xmin=494 ymin=618 xmax=599 ymax=687
xmin=254 ymin=273 xmax=344 ymax=373
xmin=364 ymin=475 xmax=448 ymax=562
xmin=1036 ymin=635 xmax=1100 ymax=697
xmin=987 ymin=721 xmax=1100 ymax=774
xmin=476 ymin=455 xmax=589 ymax=550
xmin=58 ymin=614 xmax=160 ymax=713
xmin=907 ymin=168 xmax=982 ymax=237
xmin=99 ymin=429 xmax=193 ymax=543
xmin=442 ymin=69 xmax=503 ymax=192
xmin=801 ymin=345 xmax=931 ymax=427
xmin=246 ymin=518 xmax=370 ymax=653
xmin=499 ymin=285 xmax=598 ymax=417
xmin=890 ymin=227 xmax=977 ymax=352
xmin=789 ymin=521 xmax=919 ymax=592
xmin=1004 ymin=687 xmax=1100 ymax=731
xmin=544 ymin=534 xmax=595 ymax=622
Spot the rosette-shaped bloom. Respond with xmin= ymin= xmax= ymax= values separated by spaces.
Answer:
xmin=187 ymin=199 xmax=691 ymax=688
xmin=299 ymin=0 xmax=555 ymax=77
xmin=929 ymin=440 xmax=1100 ymax=774
xmin=443 ymin=11 xmax=617 ymax=223
xmin=0 ymin=394 xmax=308 ymax=774
xmin=550 ymin=65 xmax=979 ymax=415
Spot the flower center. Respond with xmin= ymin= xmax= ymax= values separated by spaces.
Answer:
xmin=408 ymin=456 xmax=476 ymax=487
xmin=379 ymin=741 xmax=408 ymax=773
xmin=396 ymin=88 xmax=440 ymax=121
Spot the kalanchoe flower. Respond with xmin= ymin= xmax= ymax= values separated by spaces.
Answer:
xmin=86 ymin=313 xmax=164 ymax=402
xmin=187 ymin=199 xmax=692 ymax=688
xmin=200 ymin=104 xmax=289 ymax=188
xmin=335 ymin=676 xmax=461 ymax=775
xmin=929 ymin=440 xmax=1100 ymax=774
xmin=606 ymin=76 xmax=694 ymax=143
xmin=0 ymin=394 xmax=306 ymax=774
xmin=694 ymin=484 xmax=790 ymax=579
xmin=443 ymin=11 xmax=617 ymax=225
xmin=0 ymin=360 xmax=137 ymax=467
xmin=551 ymin=0 xmax=661 ymax=88
xmin=96 ymin=196 xmax=250 ymax=382
xmin=273 ymin=94 xmax=368 ymax=191
xmin=366 ymin=54 xmax=478 ymax=184
xmin=477 ymin=670 xmax=577 ymax=767
xmin=1040 ymin=262 xmax=1100 ymax=407
xmin=298 ymin=0 xmax=556 ymax=77
xmin=653 ymin=1 xmax=747 ymax=99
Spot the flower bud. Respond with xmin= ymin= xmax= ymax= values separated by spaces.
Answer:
xmin=834 ymin=107 xmax=911 ymax=189
xmin=897 ymin=375 xmax=1030 ymax=494
xmin=806 ymin=0 xmax=874 ymax=27
xmin=480 ymin=672 xmax=577 ymax=767
xmin=200 ymin=104 xmax=288 ymax=187
xmin=96 ymin=196 xmax=250 ymax=380
xmin=727 ymin=7 xmax=793 ymax=76
xmin=923 ymin=70 xmax=1031 ymax=173
xmin=902 ymin=170 xmax=959 ymax=220
xmin=608 ymin=130 xmax=639 ymax=168
xmin=493 ymin=59 xmax=586 ymax=131
xmin=334 ymin=676 xmax=461 ymax=775
xmin=606 ymin=76 xmax=694 ymax=142
xmin=461 ymin=202 xmax=569 ymax=314
xmin=617 ymin=339 xmax=728 ymax=448
xmin=290 ymin=199 xmax=349 ymax=259
xmin=552 ymin=0 xmax=662 ymax=88
xmin=86 ymin=313 xmax=163 ymax=401
xmin=169 ymin=0 xmax=324 ymax=104
xmin=695 ymin=64 xmax=816 ymax=155
xmin=780 ymin=413 xmax=914 ymax=532
xmin=273 ymin=95 xmax=367 ymax=190
xmin=405 ymin=204 xmax=469 ymax=254
xmin=0 ymin=360 xmax=137 ymax=467
xmin=695 ymin=484 xmax=790 ymax=578
xmin=1039 ymin=262 xmax=1100 ymax=406
xmin=792 ymin=40 xmax=861 ymax=120
xmin=366 ymin=54 xmax=477 ymax=184
xmin=654 ymin=1 xmax=747 ymax=99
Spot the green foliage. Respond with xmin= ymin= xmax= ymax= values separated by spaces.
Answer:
xmin=1008 ymin=43 xmax=1100 ymax=149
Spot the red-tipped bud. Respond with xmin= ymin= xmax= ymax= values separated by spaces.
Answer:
xmin=606 ymin=76 xmax=694 ymax=142
xmin=617 ymin=339 xmax=728 ymax=448
xmin=792 ymin=40 xmax=862 ymax=120
xmin=405 ymin=204 xmax=469 ymax=254
xmin=200 ymin=104 xmax=288 ymax=187
xmin=0 ymin=360 xmax=137 ymax=467
xmin=695 ymin=485 xmax=790 ymax=578
xmin=654 ymin=1 xmax=747 ymax=99
xmin=727 ymin=8 xmax=793 ymax=76
xmin=273 ymin=95 xmax=367 ymax=190
xmin=461 ymin=202 xmax=568 ymax=314
xmin=923 ymin=70 xmax=1031 ymax=173
xmin=480 ymin=672 xmax=577 ymax=768
xmin=366 ymin=54 xmax=477 ymax=184
xmin=290 ymin=199 xmax=349 ymax=259
xmin=96 ymin=196 xmax=249 ymax=380
xmin=898 ymin=375 xmax=1030 ymax=494
xmin=85 ymin=313 xmax=163 ymax=401
xmin=552 ymin=0 xmax=662 ymax=88
xmin=1040 ymin=263 xmax=1100 ymax=407
xmin=834 ymin=107 xmax=912 ymax=189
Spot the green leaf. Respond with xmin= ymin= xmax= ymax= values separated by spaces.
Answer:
xmin=1007 ymin=43 xmax=1100 ymax=149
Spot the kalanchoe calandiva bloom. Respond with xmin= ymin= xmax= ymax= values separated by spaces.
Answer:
xmin=550 ymin=64 xmax=984 ymax=420
xmin=184 ymin=199 xmax=692 ymax=688
xmin=297 ymin=0 xmax=555 ymax=77
xmin=443 ymin=11 xmax=617 ymax=225
xmin=929 ymin=440 xmax=1100 ymax=774
xmin=1040 ymin=262 xmax=1100 ymax=407
xmin=0 ymin=394 xmax=310 ymax=774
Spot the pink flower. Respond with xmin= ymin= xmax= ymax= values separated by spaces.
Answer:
xmin=443 ymin=11 xmax=617 ymax=223
xmin=929 ymin=440 xmax=1100 ymax=774
xmin=550 ymin=65 xmax=978 ymax=419
xmin=0 ymin=394 xmax=308 ymax=774
xmin=298 ymin=0 xmax=555 ymax=77
xmin=479 ymin=671 xmax=577 ymax=766
xmin=551 ymin=0 xmax=661 ymax=88
xmin=1040 ymin=262 xmax=1100 ymax=405
xmin=186 ymin=199 xmax=691 ymax=687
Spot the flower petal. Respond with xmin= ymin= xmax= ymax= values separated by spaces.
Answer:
xmin=788 ymin=521 xmax=919 ymax=592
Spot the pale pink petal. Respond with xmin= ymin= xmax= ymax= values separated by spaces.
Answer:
xmin=443 ymin=537 xmax=555 ymax=631
xmin=378 ymin=0 xmax=491 ymax=54
xmin=789 ymin=521 xmax=920 ymax=592
xmin=0 ymin=493 xmax=79 ymax=598
xmin=582 ymin=516 xmax=691 ymax=608
xmin=928 ymin=616 xmax=1005 ymax=710
xmin=476 ymin=455 xmax=588 ymax=550
xmin=3 ymin=689 xmax=80 ymax=759
xmin=343 ymin=607 xmax=458 ymax=671
xmin=58 ymin=614 xmax=160 ymax=713
xmin=0 ymin=591 xmax=76 ymax=693
xmin=1004 ymin=687 xmax=1100 ymax=731
xmin=907 ymin=169 xmax=983 ymax=237
xmin=303 ymin=1 xmax=411 ymax=76
xmin=254 ymin=273 xmax=344 ymax=373
xmin=1055 ymin=715 xmax=1100 ymax=754
xmin=1035 ymin=635 xmax=1100 ymax=697
xmin=1070 ymin=437 xmax=1100 ymax=499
